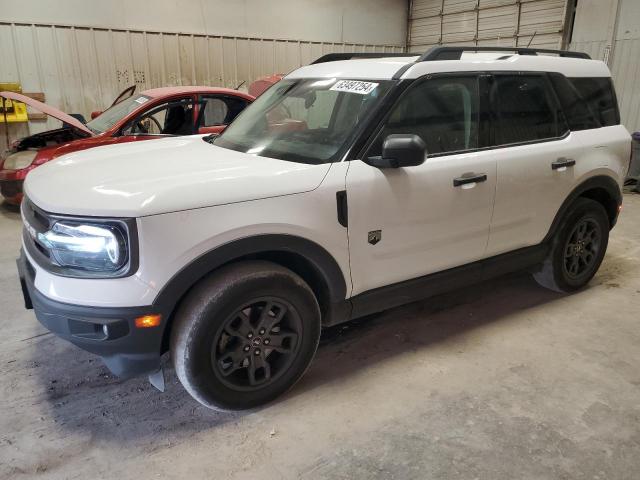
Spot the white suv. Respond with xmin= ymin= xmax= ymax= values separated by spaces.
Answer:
xmin=17 ymin=47 xmax=631 ymax=410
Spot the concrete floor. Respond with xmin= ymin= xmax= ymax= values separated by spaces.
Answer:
xmin=1 ymin=195 xmax=639 ymax=480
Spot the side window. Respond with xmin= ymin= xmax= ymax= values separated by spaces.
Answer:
xmin=569 ymin=77 xmax=620 ymax=127
xmin=370 ymin=76 xmax=480 ymax=156
xmin=548 ymin=73 xmax=599 ymax=131
xmin=491 ymin=75 xmax=567 ymax=145
xmin=123 ymin=98 xmax=194 ymax=135
xmin=199 ymin=96 xmax=249 ymax=127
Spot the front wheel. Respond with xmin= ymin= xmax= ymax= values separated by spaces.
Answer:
xmin=533 ymin=198 xmax=609 ymax=293
xmin=171 ymin=261 xmax=321 ymax=410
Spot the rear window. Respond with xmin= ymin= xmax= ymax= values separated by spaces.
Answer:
xmin=548 ymin=74 xmax=599 ymax=131
xmin=569 ymin=77 xmax=620 ymax=127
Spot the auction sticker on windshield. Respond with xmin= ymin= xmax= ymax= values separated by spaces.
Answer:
xmin=330 ymin=80 xmax=378 ymax=95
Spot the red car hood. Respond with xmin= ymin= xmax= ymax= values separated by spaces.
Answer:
xmin=0 ymin=91 xmax=93 ymax=136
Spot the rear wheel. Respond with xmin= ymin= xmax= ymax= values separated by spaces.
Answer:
xmin=171 ymin=261 xmax=321 ymax=410
xmin=533 ymin=198 xmax=609 ymax=293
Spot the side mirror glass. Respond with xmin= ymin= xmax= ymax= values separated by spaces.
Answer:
xmin=367 ymin=134 xmax=427 ymax=168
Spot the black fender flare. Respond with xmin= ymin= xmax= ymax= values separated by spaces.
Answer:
xmin=152 ymin=234 xmax=348 ymax=317
xmin=543 ymin=175 xmax=622 ymax=243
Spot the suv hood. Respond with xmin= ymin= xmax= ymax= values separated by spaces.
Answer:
xmin=24 ymin=135 xmax=332 ymax=217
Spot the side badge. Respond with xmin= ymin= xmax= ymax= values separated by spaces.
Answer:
xmin=368 ymin=230 xmax=381 ymax=245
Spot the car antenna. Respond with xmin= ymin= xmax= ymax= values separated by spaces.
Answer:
xmin=526 ymin=31 xmax=537 ymax=48
xmin=235 ymin=80 xmax=246 ymax=90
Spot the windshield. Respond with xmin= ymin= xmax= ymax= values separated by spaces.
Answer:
xmin=213 ymin=78 xmax=393 ymax=164
xmin=86 ymin=95 xmax=151 ymax=134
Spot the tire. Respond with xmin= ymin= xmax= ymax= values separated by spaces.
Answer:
xmin=533 ymin=197 xmax=609 ymax=293
xmin=170 ymin=260 xmax=321 ymax=410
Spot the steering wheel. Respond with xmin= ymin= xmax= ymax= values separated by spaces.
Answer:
xmin=134 ymin=116 xmax=163 ymax=134
xmin=146 ymin=116 xmax=163 ymax=133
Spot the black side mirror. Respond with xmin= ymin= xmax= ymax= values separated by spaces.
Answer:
xmin=367 ymin=134 xmax=427 ymax=168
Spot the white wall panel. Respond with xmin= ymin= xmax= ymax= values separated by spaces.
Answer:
xmin=0 ymin=23 xmax=403 ymax=151
xmin=3 ymin=0 xmax=408 ymax=46
xmin=0 ymin=0 xmax=407 ymax=150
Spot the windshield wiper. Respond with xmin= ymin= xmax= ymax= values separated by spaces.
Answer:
xmin=202 ymin=133 xmax=220 ymax=144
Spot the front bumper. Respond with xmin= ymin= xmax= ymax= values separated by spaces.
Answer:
xmin=0 ymin=178 xmax=24 ymax=204
xmin=17 ymin=250 xmax=165 ymax=378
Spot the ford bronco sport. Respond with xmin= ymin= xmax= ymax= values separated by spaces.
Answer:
xmin=17 ymin=46 xmax=631 ymax=410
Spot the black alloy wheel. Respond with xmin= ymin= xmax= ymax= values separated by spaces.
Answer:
xmin=562 ymin=218 xmax=602 ymax=280
xmin=213 ymin=298 xmax=302 ymax=390
xmin=171 ymin=260 xmax=321 ymax=410
xmin=532 ymin=197 xmax=609 ymax=293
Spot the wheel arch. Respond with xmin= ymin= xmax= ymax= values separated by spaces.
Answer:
xmin=544 ymin=175 xmax=622 ymax=243
xmin=154 ymin=234 xmax=350 ymax=352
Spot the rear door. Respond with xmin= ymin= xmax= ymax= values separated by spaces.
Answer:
xmin=484 ymin=73 xmax=584 ymax=256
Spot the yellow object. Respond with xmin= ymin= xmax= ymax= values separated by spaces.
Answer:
xmin=134 ymin=314 xmax=162 ymax=328
xmin=0 ymin=82 xmax=28 ymax=123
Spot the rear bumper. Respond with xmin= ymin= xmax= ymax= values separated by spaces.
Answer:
xmin=17 ymin=249 xmax=165 ymax=378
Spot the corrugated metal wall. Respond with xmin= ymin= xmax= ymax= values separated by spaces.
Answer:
xmin=408 ymin=0 xmax=569 ymax=52
xmin=0 ymin=22 xmax=404 ymax=150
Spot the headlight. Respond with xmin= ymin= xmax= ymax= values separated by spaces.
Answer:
xmin=37 ymin=221 xmax=127 ymax=273
xmin=3 ymin=150 xmax=37 ymax=170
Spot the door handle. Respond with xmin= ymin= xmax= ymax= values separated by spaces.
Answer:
xmin=551 ymin=158 xmax=576 ymax=170
xmin=453 ymin=173 xmax=487 ymax=187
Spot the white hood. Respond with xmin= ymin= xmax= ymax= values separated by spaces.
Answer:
xmin=24 ymin=135 xmax=332 ymax=217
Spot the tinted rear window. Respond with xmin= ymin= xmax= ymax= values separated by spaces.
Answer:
xmin=548 ymin=74 xmax=599 ymax=131
xmin=569 ymin=77 xmax=619 ymax=127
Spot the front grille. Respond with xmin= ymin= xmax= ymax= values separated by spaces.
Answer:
xmin=0 ymin=180 xmax=23 ymax=198
xmin=22 ymin=197 xmax=56 ymax=268
xmin=22 ymin=197 xmax=51 ymax=232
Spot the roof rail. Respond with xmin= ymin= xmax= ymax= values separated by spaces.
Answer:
xmin=312 ymin=52 xmax=412 ymax=64
xmin=418 ymin=46 xmax=591 ymax=61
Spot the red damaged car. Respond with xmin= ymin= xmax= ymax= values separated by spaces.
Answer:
xmin=0 ymin=86 xmax=257 ymax=205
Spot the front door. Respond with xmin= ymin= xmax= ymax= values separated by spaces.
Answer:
xmin=346 ymin=75 xmax=497 ymax=296
xmin=119 ymin=97 xmax=196 ymax=141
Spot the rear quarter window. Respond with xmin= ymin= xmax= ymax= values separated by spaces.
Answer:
xmin=548 ymin=74 xmax=599 ymax=131
xmin=569 ymin=77 xmax=620 ymax=127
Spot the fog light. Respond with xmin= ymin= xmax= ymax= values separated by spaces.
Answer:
xmin=135 ymin=314 xmax=162 ymax=328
